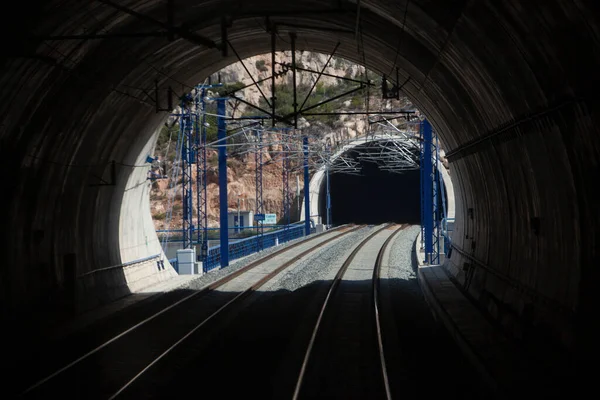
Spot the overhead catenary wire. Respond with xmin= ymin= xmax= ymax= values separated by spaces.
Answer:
xmin=160 ymin=123 xmax=185 ymax=257
xmin=26 ymin=45 xmax=422 ymax=183
xmin=207 ymin=119 xmax=421 ymax=176
xmin=387 ymin=0 xmax=411 ymax=80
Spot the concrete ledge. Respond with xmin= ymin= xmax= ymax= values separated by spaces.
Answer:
xmin=413 ymin=237 xmax=545 ymax=399
xmin=417 ymin=264 xmax=503 ymax=398
xmin=76 ymin=256 xmax=177 ymax=313
xmin=50 ymin=274 xmax=196 ymax=341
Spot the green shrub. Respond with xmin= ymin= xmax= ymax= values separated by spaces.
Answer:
xmin=255 ymin=59 xmax=268 ymax=72
xmin=350 ymin=96 xmax=363 ymax=109
xmin=217 ymin=82 xmax=245 ymax=97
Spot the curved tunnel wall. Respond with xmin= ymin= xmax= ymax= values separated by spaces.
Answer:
xmin=0 ymin=1 xmax=598 ymax=360
xmin=119 ymin=128 xmax=165 ymax=262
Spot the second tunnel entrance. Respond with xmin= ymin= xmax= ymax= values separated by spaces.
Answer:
xmin=317 ymin=138 xmax=448 ymax=225
xmin=320 ymin=166 xmax=421 ymax=225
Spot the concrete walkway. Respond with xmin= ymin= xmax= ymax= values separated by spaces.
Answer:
xmin=414 ymin=236 xmax=555 ymax=399
xmin=47 ymin=275 xmax=199 ymax=342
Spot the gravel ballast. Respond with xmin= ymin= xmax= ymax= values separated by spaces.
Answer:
xmin=120 ymin=225 xmax=378 ymax=399
xmin=177 ymin=228 xmax=343 ymax=292
xmin=261 ymin=225 xmax=375 ymax=292
xmin=111 ymin=223 xmax=490 ymax=400
xmin=386 ymin=224 xmax=421 ymax=280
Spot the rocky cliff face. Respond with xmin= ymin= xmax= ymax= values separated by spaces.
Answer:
xmin=218 ymin=52 xmax=365 ymax=106
xmin=151 ymin=147 xmax=302 ymax=229
xmin=150 ymin=52 xmax=415 ymax=230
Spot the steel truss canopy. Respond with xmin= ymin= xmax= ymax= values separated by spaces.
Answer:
xmin=327 ymin=137 xmax=420 ymax=176
xmin=204 ymin=113 xmax=422 ymax=177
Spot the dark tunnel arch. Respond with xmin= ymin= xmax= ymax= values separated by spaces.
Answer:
xmin=316 ymin=141 xmax=448 ymax=226
xmin=319 ymin=167 xmax=423 ymax=225
xmin=0 ymin=0 xmax=599 ymax=376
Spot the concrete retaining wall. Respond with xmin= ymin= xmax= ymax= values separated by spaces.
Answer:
xmin=76 ymin=256 xmax=177 ymax=313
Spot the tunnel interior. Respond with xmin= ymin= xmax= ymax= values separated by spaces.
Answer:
xmin=1 ymin=0 xmax=599 ymax=384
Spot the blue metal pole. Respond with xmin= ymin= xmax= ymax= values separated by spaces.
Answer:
xmin=199 ymin=88 xmax=209 ymax=265
xmin=282 ymin=132 xmax=291 ymax=240
xmin=432 ymin=131 xmax=441 ymax=264
xmin=303 ymin=135 xmax=311 ymax=236
xmin=432 ymin=132 xmax=441 ymax=264
xmin=217 ymin=98 xmax=229 ymax=267
xmin=255 ymin=128 xmax=264 ymax=251
xmin=419 ymin=123 xmax=425 ymax=250
xmin=195 ymin=90 xmax=201 ymax=247
xmin=326 ymin=157 xmax=331 ymax=228
xmin=422 ymin=119 xmax=434 ymax=263
xmin=180 ymin=97 xmax=194 ymax=250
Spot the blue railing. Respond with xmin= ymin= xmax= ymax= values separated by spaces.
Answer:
xmin=204 ymin=223 xmax=306 ymax=272
xmin=157 ymin=225 xmax=298 ymax=242
xmin=167 ymin=223 xmax=309 ymax=273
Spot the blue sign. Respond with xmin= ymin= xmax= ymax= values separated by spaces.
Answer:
xmin=254 ymin=214 xmax=265 ymax=221
xmin=264 ymin=214 xmax=277 ymax=224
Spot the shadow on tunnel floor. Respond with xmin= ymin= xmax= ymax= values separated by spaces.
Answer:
xmin=105 ymin=278 xmax=491 ymax=400
xmin=3 ymin=288 xmax=202 ymax=397
xmin=5 ymin=272 xmax=585 ymax=399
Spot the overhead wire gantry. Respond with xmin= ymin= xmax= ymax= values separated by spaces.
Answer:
xmin=86 ymin=0 xmax=445 ymax=268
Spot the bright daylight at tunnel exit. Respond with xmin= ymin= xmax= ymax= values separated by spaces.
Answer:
xmin=1 ymin=1 xmax=598 ymax=399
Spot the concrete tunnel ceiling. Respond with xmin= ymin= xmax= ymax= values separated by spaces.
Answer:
xmin=1 ymin=0 xmax=599 ymax=369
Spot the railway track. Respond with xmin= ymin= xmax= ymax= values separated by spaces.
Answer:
xmin=293 ymin=223 xmax=408 ymax=400
xmin=17 ymin=224 xmax=362 ymax=399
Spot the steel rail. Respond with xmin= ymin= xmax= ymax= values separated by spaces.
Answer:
xmin=108 ymin=224 xmax=364 ymax=399
xmin=20 ymin=224 xmax=351 ymax=396
xmin=292 ymin=223 xmax=392 ymax=400
xmin=373 ymin=224 xmax=409 ymax=400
